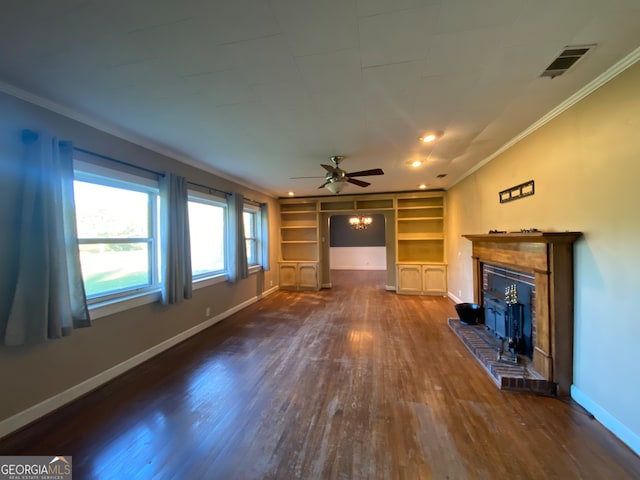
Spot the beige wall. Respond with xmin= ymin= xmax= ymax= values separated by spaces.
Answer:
xmin=446 ymin=61 xmax=640 ymax=451
xmin=0 ymin=92 xmax=279 ymax=429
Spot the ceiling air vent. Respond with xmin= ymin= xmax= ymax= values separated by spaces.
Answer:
xmin=540 ymin=44 xmax=596 ymax=79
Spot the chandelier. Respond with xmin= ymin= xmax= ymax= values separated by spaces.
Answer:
xmin=349 ymin=215 xmax=372 ymax=230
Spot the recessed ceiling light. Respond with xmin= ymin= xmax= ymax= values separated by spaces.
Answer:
xmin=419 ymin=184 xmax=427 ymax=189
xmin=411 ymin=160 xmax=422 ymax=168
xmin=288 ymin=191 xmax=295 ymax=196
xmin=420 ymin=131 xmax=443 ymax=143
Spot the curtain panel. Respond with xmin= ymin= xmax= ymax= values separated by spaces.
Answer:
xmin=227 ymin=192 xmax=248 ymax=283
xmin=160 ymin=173 xmax=192 ymax=304
xmin=3 ymin=130 xmax=90 ymax=346
xmin=260 ymin=203 xmax=270 ymax=271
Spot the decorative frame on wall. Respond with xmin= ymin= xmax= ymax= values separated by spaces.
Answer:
xmin=499 ymin=180 xmax=535 ymax=203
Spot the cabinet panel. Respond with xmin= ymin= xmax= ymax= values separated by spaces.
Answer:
xmin=278 ymin=262 xmax=319 ymax=291
xmin=423 ymin=265 xmax=447 ymax=294
xmin=279 ymin=263 xmax=298 ymax=289
xmin=397 ymin=264 xmax=447 ymax=295
xmin=397 ymin=265 xmax=423 ymax=294
xmin=298 ymin=263 xmax=319 ymax=290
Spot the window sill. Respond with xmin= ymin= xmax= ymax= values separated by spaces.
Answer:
xmin=193 ymin=266 xmax=263 ymax=290
xmin=89 ymin=290 xmax=162 ymax=320
xmin=90 ymin=267 xmax=265 ymax=318
xmin=193 ymin=273 xmax=227 ymax=290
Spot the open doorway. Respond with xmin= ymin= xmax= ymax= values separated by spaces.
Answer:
xmin=328 ymin=213 xmax=386 ymax=288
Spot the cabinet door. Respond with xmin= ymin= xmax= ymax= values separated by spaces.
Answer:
xmin=279 ymin=263 xmax=298 ymax=289
xmin=423 ymin=265 xmax=447 ymax=294
xmin=298 ymin=263 xmax=319 ymax=290
xmin=397 ymin=265 xmax=423 ymax=294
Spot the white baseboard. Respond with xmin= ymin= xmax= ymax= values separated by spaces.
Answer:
xmin=0 ymin=289 xmax=277 ymax=440
xmin=448 ymin=292 xmax=464 ymax=304
xmin=385 ymin=285 xmax=396 ymax=291
xmin=258 ymin=285 xmax=279 ymax=298
xmin=330 ymin=266 xmax=387 ymax=271
xmin=571 ymin=385 xmax=640 ymax=456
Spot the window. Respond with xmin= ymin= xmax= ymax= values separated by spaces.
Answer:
xmin=243 ymin=205 xmax=260 ymax=266
xmin=74 ymin=164 xmax=160 ymax=303
xmin=188 ymin=192 xmax=226 ymax=279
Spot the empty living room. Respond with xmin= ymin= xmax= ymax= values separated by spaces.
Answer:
xmin=1 ymin=1 xmax=640 ymax=478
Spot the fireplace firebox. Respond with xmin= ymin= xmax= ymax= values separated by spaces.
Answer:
xmin=482 ymin=265 xmax=534 ymax=361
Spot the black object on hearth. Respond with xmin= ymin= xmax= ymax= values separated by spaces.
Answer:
xmin=455 ymin=303 xmax=484 ymax=325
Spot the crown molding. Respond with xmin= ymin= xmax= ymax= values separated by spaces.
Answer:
xmin=451 ymin=45 xmax=640 ymax=188
xmin=0 ymin=81 xmax=277 ymax=199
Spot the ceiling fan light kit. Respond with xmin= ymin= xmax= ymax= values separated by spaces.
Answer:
xmin=325 ymin=180 xmax=347 ymax=194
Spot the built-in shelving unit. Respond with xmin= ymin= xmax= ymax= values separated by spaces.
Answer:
xmin=396 ymin=193 xmax=447 ymax=295
xmin=279 ymin=200 xmax=320 ymax=290
xmin=278 ymin=191 xmax=446 ymax=295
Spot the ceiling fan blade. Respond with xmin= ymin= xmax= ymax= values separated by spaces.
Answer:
xmin=346 ymin=168 xmax=384 ymax=177
xmin=318 ymin=181 xmax=330 ymax=189
xmin=321 ymin=164 xmax=336 ymax=172
xmin=290 ymin=176 xmax=325 ymax=179
xmin=347 ymin=178 xmax=370 ymax=188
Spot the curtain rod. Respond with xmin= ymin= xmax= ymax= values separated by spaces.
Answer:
xmin=187 ymin=181 xmax=262 ymax=205
xmin=74 ymin=147 xmax=263 ymax=204
xmin=70 ymin=138 xmax=263 ymax=205
xmin=187 ymin=181 xmax=230 ymax=197
xmin=73 ymin=146 xmax=165 ymax=178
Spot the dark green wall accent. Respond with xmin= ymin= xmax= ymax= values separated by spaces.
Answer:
xmin=329 ymin=214 xmax=386 ymax=247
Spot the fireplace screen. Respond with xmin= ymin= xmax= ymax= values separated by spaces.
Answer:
xmin=482 ymin=264 xmax=535 ymax=359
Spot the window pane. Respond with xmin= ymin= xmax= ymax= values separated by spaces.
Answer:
xmin=245 ymin=239 xmax=255 ymax=265
xmin=243 ymin=211 xmax=254 ymax=238
xmin=188 ymin=201 xmax=225 ymax=276
xmin=74 ymin=181 xmax=149 ymax=238
xmin=79 ymin=243 xmax=150 ymax=297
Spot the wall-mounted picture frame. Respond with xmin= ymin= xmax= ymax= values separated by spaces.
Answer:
xmin=499 ymin=180 xmax=535 ymax=203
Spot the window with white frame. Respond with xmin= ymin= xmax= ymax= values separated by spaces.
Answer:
xmin=73 ymin=163 xmax=160 ymax=303
xmin=243 ymin=205 xmax=260 ymax=266
xmin=188 ymin=191 xmax=227 ymax=279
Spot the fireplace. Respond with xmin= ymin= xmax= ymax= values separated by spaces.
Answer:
xmin=462 ymin=232 xmax=582 ymax=395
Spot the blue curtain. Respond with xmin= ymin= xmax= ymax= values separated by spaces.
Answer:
xmin=4 ymin=131 xmax=90 ymax=346
xmin=260 ymin=203 xmax=270 ymax=271
xmin=160 ymin=173 xmax=192 ymax=304
xmin=227 ymin=192 xmax=248 ymax=282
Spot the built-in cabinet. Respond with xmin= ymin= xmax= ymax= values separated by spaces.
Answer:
xmin=396 ymin=193 xmax=447 ymax=295
xmin=279 ymin=200 xmax=320 ymax=290
xmin=278 ymin=192 xmax=447 ymax=295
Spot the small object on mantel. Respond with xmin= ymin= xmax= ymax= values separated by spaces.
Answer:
xmin=519 ymin=228 xmax=539 ymax=233
xmin=489 ymin=229 xmax=506 ymax=234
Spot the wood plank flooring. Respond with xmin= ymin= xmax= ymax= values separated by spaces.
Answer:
xmin=2 ymin=270 xmax=639 ymax=479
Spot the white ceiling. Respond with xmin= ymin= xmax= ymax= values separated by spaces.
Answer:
xmin=1 ymin=0 xmax=640 ymax=197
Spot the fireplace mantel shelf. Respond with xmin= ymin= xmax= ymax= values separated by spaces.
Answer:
xmin=463 ymin=232 xmax=582 ymax=243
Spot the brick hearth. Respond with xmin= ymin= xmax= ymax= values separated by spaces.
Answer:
xmin=448 ymin=318 xmax=556 ymax=395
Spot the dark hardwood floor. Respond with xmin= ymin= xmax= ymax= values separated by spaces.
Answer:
xmin=2 ymin=270 xmax=639 ymax=479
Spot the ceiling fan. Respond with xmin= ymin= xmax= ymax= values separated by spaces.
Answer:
xmin=292 ymin=156 xmax=385 ymax=194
